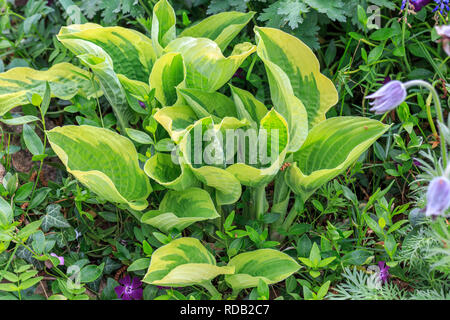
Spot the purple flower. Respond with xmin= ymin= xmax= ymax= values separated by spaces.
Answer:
xmin=50 ymin=253 xmax=64 ymax=266
xmin=138 ymin=101 xmax=146 ymax=109
xmin=114 ymin=275 xmax=143 ymax=300
xmin=425 ymin=176 xmax=450 ymax=217
xmin=381 ymin=76 xmax=392 ymax=84
xmin=414 ymin=0 xmax=432 ymax=10
xmin=378 ymin=261 xmax=390 ymax=284
xmin=233 ymin=68 xmax=245 ymax=80
xmin=402 ymin=0 xmax=431 ymax=11
xmin=432 ymin=0 xmax=450 ymax=15
xmin=436 ymin=25 xmax=450 ymax=56
xmin=366 ymin=81 xmax=407 ymax=114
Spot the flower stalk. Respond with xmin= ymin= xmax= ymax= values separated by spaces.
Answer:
xmin=403 ymin=80 xmax=447 ymax=167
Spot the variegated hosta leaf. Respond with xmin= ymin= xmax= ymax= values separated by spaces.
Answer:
xmin=57 ymin=23 xmax=156 ymax=82
xmin=285 ymin=117 xmax=390 ymax=201
xmin=179 ymin=11 xmax=255 ymax=51
xmin=225 ymin=249 xmax=300 ymax=291
xmin=141 ymin=188 xmax=219 ymax=233
xmin=255 ymin=27 xmax=339 ymax=130
xmin=178 ymin=88 xmax=237 ymax=121
xmin=117 ymin=74 xmax=151 ymax=102
xmin=144 ymin=153 xmax=199 ymax=191
xmin=152 ymin=0 xmax=176 ymax=56
xmin=47 ymin=125 xmax=152 ymax=210
xmin=58 ymin=38 xmax=133 ymax=130
xmin=255 ymin=28 xmax=308 ymax=153
xmin=165 ymin=37 xmax=256 ymax=92
xmin=0 ymin=63 xmax=98 ymax=116
xmin=226 ymin=109 xmax=290 ymax=187
xmin=229 ymin=85 xmax=268 ymax=129
xmin=143 ymin=237 xmax=234 ymax=287
xmin=154 ymin=105 xmax=198 ymax=144
xmin=149 ymin=53 xmax=185 ymax=106
xmin=180 ymin=117 xmax=248 ymax=205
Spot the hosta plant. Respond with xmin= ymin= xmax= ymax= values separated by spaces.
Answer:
xmin=0 ymin=0 xmax=390 ymax=298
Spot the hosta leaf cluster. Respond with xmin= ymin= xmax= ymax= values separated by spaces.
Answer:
xmin=0 ymin=0 xmax=390 ymax=296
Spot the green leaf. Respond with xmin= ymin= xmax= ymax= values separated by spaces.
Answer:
xmin=0 ymin=197 xmax=13 ymax=226
xmin=178 ymin=88 xmax=237 ymax=121
xmin=153 ymin=105 xmax=198 ymax=143
xmin=257 ymin=278 xmax=269 ymax=299
xmin=150 ymin=53 xmax=185 ymax=106
xmin=117 ymin=74 xmax=152 ymax=102
xmin=0 ymin=116 xmax=40 ymax=126
xmin=165 ymin=37 xmax=256 ymax=92
xmin=141 ymin=188 xmax=219 ymax=233
xmin=125 ymin=128 xmax=154 ymax=145
xmin=127 ymin=258 xmax=150 ymax=272
xmin=226 ymin=109 xmax=290 ymax=187
xmin=18 ymin=276 xmax=43 ymax=290
xmin=309 ymin=270 xmax=321 ymax=278
xmin=28 ymin=188 xmax=51 ymax=210
xmin=363 ymin=213 xmax=383 ymax=236
xmin=40 ymin=204 xmax=71 ymax=232
xmin=40 ymin=81 xmax=51 ymax=116
xmin=23 ymin=124 xmax=44 ymax=156
xmin=180 ymin=11 xmax=255 ymax=51
xmin=255 ymin=27 xmax=308 ymax=152
xmin=387 ymin=220 xmax=408 ymax=234
xmin=341 ymin=250 xmax=373 ymax=266
xmin=57 ymin=38 xmax=133 ymax=130
xmin=370 ymin=28 xmax=395 ymax=41
xmin=155 ymin=139 xmax=175 ymax=152
xmin=303 ymin=0 xmax=346 ymax=22
xmin=179 ymin=117 xmax=244 ymax=205
xmin=309 ymin=242 xmax=321 ymax=267
xmin=80 ymin=263 xmax=104 ymax=283
xmin=152 ymin=0 xmax=177 ymax=56
xmin=143 ymin=241 xmax=153 ymax=256
xmin=303 ymin=284 xmax=314 ymax=300
xmin=255 ymin=27 xmax=338 ymax=131
xmin=318 ymin=256 xmax=336 ymax=268
xmin=144 ymin=153 xmax=199 ymax=191
xmin=143 ymin=237 xmax=234 ymax=287
xmin=0 ymin=283 xmax=19 ymax=292
xmin=57 ymin=23 xmax=156 ymax=82
xmin=0 ymin=63 xmax=98 ymax=116
xmin=16 ymin=220 xmax=42 ymax=241
xmin=229 ymin=85 xmax=268 ymax=129
xmin=47 ymin=125 xmax=152 ymax=210
xmin=317 ymin=280 xmax=331 ymax=300
xmin=298 ymin=257 xmax=313 ymax=268
xmin=225 ymin=249 xmax=300 ymax=291
xmin=0 ymin=270 xmax=19 ymax=282
xmin=286 ymin=117 xmax=390 ymax=201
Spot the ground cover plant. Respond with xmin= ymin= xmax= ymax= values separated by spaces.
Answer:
xmin=0 ymin=0 xmax=448 ymax=300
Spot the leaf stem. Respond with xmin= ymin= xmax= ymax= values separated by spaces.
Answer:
xmin=281 ymin=196 xmax=304 ymax=235
xmin=201 ymin=281 xmax=221 ymax=300
xmin=254 ymin=184 xmax=267 ymax=221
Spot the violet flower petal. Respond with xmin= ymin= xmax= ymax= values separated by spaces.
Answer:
xmin=119 ymin=275 xmax=131 ymax=286
xmin=114 ymin=285 xmax=125 ymax=298
xmin=130 ymin=288 xmax=143 ymax=300
xmin=436 ymin=25 xmax=450 ymax=38
xmin=50 ymin=253 xmax=64 ymax=266
xmin=131 ymin=277 xmax=142 ymax=289
xmin=122 ymin=292 xmax=132 ymax=300
xmin=366 ymin=81 xmax=407 ymax=114
xmin=411 ymin=0 xmax=431 ymax=11
xmin=426 ymin=176 xmax=450 ymax=217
